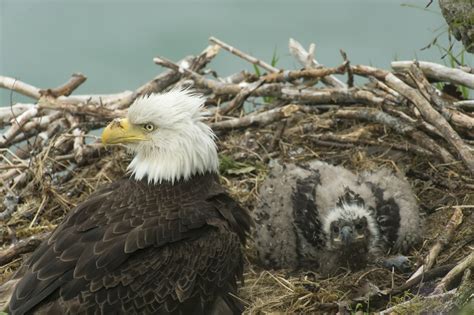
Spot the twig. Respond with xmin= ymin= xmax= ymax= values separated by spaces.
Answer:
xmin=454 ymin=100 xmax=474 ymax=111
xmin=351 ymin=64 xmax=390 ymax=80
xmin=261 ymin=64 xmax=347 ymax=83
xmin=0 ymin=76 xmax=41 ymax=100
xmin=0 ymin=103 xmax=36 ymax=127
xmin=29 ymin=196 xmax=48 ymax=228
xmin=0 ymin=232 xmax=50 ymax=266
xmin=407 ymin=207 xmax=463 ymax=282
xmin=432 ymin=250 xmax=474 ymax=295
xmin=210 ymin=105 xmax=301 ymax=130
xmin=392 ymin=61 xmax=474 ymax=89
xmin=209 ymin=36 xmax=279 ymax=73
xmin=453 ymin=268 xmax=474 ymax=309
xmin=339 ymin=50 xmax=353 ymax=87
xmin=154 ymin=56 xmax=385 ymax=106
xmin=0 ymin=106 xmax=39 ymax=147
xmin=220 ymin=80 xmax=264 ymax=115
xmin=116 ymin=45 xmax=220 ymax=109
xmin=328 ymin=107 xmax=455 ymax=162
xmin=408 ymin=64 xmax=474 ymax=132
xmin=38 ymin=98 xmax=126 ymax=119
xmin=385 ymin=70 xmax=474 ymax=174
xmin=308 ymin=133 xmax=434 ymax=157
xmin=288 ymin=38 xmax=346 ymax=88
xmin=39 ymin=73 xmax=87 ymax=97
xmin=379 ymin=289 xmax=457 ymax=315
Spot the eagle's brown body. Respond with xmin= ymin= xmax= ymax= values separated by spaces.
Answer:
xmin=9 ymin=173 xmax=251 ymax=314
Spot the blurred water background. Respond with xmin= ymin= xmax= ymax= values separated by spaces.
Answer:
xmin=0 ymin=0 xmax=472 ymax=106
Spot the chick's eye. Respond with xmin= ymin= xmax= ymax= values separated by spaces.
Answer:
xmin=143 ymin=123 xmax=155 ymax=132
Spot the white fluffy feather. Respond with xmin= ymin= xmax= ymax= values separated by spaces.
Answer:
xmin=322 ymin=203 xmax=380 ymax=251
xmin=126 ymin=89 xmax=219 ymax=184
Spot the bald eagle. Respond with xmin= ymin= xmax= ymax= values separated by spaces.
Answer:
xmin=252 ymin=160 xmax=421 ymax=275
xmin=6 ymin=90 xmax=252 ymax=314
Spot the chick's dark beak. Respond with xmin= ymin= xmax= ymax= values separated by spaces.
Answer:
xmin=340 ymin=226 xmax=353 ymax=245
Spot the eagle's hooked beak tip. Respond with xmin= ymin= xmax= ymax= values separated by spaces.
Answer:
xmin=340 ymin=226 xmax=353 ymax=245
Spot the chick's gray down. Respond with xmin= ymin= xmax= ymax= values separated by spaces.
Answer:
xmin=251 ymin=160 xmax=421 ymax=274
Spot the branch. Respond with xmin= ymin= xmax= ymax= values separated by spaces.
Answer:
xmin=0 ymin=103 xmax=35 ymax=127
xmin=210 ymin=104 xmax=301 ymax=130
xmin=0 ymin=106 xmax=39 ymax=147
xmin=288 ymin=38 xmax=346 ymax=88
xmin=408 ymin=64 xmax=474 ymax=133
xmin=261 ymin=63 xmax=347 ymax=83
xmin=407 ymin=207 xmax=463 ymax=282
xmin=432 ymin=251 xmax=474 ymax=295
xmin=385 ymin=70 xmax=474 ymax=174
xmin=0 ymin=232 xmax=50 ymax=266
xmin=220 ymin=80 xmax=264 ymax=115
xmin=328 ymin=107 xmax=455 ymax=162
xmin=39 ymin=73 xmax=87 ymax=97
xmin=379 ymin=289 xmax=457 ymax=315
xmin=0 ymin=76 xmax=41 ymax=100
xmin=154 ymin=56 xmax=385 ymax=106
xmin=209 ymin=36 xmax=279 ymax=73
xmin=38 ymin=97 xmax=126 ymax=119
xmin=392 ymin=61 xmax=474 ymax=89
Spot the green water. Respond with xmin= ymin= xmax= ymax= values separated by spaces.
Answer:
xmin=0 ymin=0 xmax=471 ymax=105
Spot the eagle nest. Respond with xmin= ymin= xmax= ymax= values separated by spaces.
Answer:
xmin=1 ymin=37 xmax=473 ymax=314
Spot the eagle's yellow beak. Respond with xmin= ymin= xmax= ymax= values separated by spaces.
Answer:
xmin=102 ymin=118 xmax=148 ymax=144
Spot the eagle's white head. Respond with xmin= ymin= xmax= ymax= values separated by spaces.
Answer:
xmin=101 ymin=89 xmax=219 ymax=184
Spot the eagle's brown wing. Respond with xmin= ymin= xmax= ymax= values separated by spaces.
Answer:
xmin=9 ymin=174 xmax=248 ymax=314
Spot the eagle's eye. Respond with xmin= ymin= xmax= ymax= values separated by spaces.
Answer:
xmin=143 ymin=123 xmax=155 ymax=132
xmin=355 ymin=223 xmax=363 ymax=231
xmin=332 ymin=225 xmax=339 ymax=234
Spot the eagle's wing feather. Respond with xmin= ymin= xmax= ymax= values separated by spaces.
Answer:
xmin=10 ymin=174 xmax=245 ymax=315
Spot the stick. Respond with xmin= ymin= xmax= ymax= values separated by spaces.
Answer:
xmin=351 ymin=64 xmax=390 ymax=80
xmin=39 ymin=73 xmax=87 ymax=97
xmin=392 ymin=61 xmax=474 ymax=89
xmin=407 ymin=207 xmax=463 ymax=282
xmin=339 ymin=50 xmax=353 ymax=87
xmin=0 ymin=103 xmax=36 ymax=127
xmin=220 ymin=80 xmax=264 ymax=115
xmin=328 ymin=107 xmax=455 ymax=162
xmin=0 ymin=106 xmax=39 ymax=147
xmin=385 ymin=70 xmax=474 ymax=175
xmin=0 ymin=232 xmax=50 ymax=266
xmin=288 ymin=38 xmax=346 ymax=88
xmin=432 ymin=251 xmax=474 ymax=295
xmin=210 ymin=105 xmax=301 ymax=130
xmin=38 ymin=98 xmax=126 ymax=119
xmin=209 ymin=36 xmax=279 ymax=73
xmin=0 ymin=76 xmax=41 ymax=100
xmin=379 ymin=289 xmax=457 ymax=315
xmin=453 ymin=268 xmax=474 ymax=309
xmin=154 ymin=56 xmax=385 ymax=106
xmin=308 ymin=133 xmax=434 ymax=157
xmin=116 ymin=45 xmax=220 ymax=109
xmin=408 ymin=64 xmax=474 ymax=132
xmin=261 ymin=64 xmax=347 ymax=83
xmin=454 ymin=100 xmax=474 ymax=111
